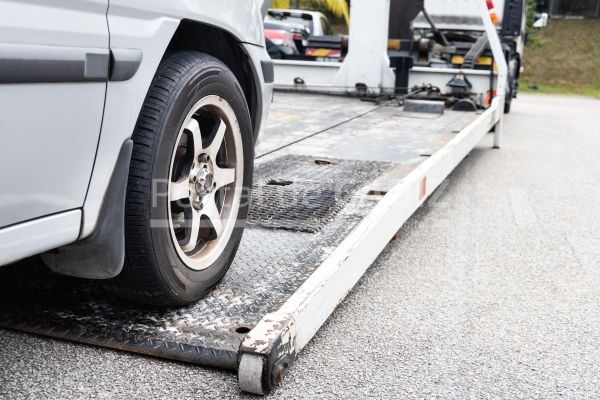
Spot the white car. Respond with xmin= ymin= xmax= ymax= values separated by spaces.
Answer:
xmin=265 ymin=9 xmax=335 ymax=37
xmin=0 ymin=0 xmax=273 ymax=306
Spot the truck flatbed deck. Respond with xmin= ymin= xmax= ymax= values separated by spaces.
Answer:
xmin=0 ymin=92 xmax=500 ymax=394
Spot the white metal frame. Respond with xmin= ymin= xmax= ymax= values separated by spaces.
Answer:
xmin=332 ymin=0 xmax=395 ymax=93
xmin=409 ymin=66 xmax=497 ymax=96
xmin=239 ymin=90 xmax=502 ymax=394
xmin=238 ymin=1 xmax=507 ymax=394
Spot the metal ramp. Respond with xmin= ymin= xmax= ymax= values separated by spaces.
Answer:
xmin=0 ymin=92 xmax=501 ymax=394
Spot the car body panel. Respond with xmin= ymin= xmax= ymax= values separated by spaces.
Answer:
xmin=105 ymin=0 xmax=265 ymax=46
xmin=0 ymin=0 xmax=109 ymax=228
xmin=0 ymin=0 xmax=271 ymax=267
xmin=81 ymin=0 xmax=271 ymax=237
xmin=0 ymin=210 xmax=81 ymax=267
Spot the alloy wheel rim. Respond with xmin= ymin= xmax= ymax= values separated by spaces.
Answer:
xmin=167 ymin=95 xmax=243 ymax=271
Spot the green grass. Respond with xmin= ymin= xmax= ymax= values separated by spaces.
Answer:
xmin=521 ymin=82 xmax=600 ymax=97
xmin=522 ymin=19 xmax=600 ymax=97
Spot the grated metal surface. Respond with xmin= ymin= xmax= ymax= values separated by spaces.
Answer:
xmin=0 ymin=93 xmax=477 ymax=376
xmin=0 ymin=156 xmax=387 ymax=370
xmin=249 ymin=155 xmax=391 ymax=232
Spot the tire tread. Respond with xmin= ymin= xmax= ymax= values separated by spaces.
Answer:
xmin=106 ymin=52 xmax=240 ymax=306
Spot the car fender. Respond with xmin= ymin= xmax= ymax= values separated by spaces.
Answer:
xmin=81 ymin=1 xmax=267 ymax=240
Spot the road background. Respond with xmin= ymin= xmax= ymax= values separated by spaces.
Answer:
xmin=2 ymin=93 xmax=600 ymax=399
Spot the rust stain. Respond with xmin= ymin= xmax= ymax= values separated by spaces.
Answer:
xmin=419 ymin=177 xmax=427 ymax=200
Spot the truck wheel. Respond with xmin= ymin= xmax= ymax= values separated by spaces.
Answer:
xmin=504 ymin=56 xmax=519 ymax=114
xmin=504 ymin=97 xmax=512 ymax=114
xmin=108 ymin=51 xmax=254 ymax=306
xmin=504 ymin=78 xmax=514 ymax=114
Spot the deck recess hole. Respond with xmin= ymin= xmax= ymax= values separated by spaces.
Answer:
xmin=235 ymin=326 xmax=252 ymax=334
xmin=314 ymin=159 xmax=334 ymax=165
xmin=266 ymin=179 xmax=293 ymax=186
xmin=367 ymin=190 xmax=388 ymax=196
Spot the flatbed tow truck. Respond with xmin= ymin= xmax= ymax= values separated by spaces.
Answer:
xmin=0 ymin=0 xmax=513 ymax=394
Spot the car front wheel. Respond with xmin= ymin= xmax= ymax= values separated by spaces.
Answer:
xmin=107 ymin=51 xmax=254 ymax=306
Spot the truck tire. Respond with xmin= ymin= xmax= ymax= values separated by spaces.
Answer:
xmin=504 ymin=55 xmax=519 ymax=114
xmin=107 ymin=51 xmax=254 ymax=306
xmin=504 ymin=76 xmax=515 ymax=114
xmin=504 ymin=96 xmax=512 ymax=114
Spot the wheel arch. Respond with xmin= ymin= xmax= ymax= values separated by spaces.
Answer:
xmin=165 ymin=20 xmax=263 ymax=141
xmin=66 ymin=18 xmax=266 ymax=278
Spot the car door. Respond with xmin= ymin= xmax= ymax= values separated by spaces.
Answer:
xmin=0 ymin=0 xmax=109 ymax=228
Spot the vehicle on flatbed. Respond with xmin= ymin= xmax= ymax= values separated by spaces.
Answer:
xmin=0 ymin=1 xmax=510 ymax=395
xmin=265 ymin=9 xmax=335 ymax=37
xmin=265 ymin=8 xmax=341 ymax=60
xmin=264 ymin=20 xmax=310 ymax=56
xmin=0 ymin=0 xmax=273 ymax=306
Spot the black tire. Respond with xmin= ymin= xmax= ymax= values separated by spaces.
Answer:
xmin=504 ymin=97 xmax=512 ymax=114
xmin=107 ymin=51 xmax=254 ymax=306
xmin=504 ymin=56 xmax=519 ymax=114
xmin=504 ymin=75 xmax=514 ymax=114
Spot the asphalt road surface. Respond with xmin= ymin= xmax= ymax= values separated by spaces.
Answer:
xmin=2 ymin=93 xmax=600 ymax=399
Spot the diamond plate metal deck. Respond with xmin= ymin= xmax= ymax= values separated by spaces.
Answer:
xmin=249 ymin=155 xmax=391 ymax=232
xmin=0 ymin=155 xmax=393 ymax=370
xmin=0 ymin=92 xmax=480 ymax=380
